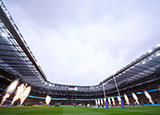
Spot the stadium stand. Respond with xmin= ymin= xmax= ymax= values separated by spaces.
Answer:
xmin=0 ymin=0 xmax=160 ymax=107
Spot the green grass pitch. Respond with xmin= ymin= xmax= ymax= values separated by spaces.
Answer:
xmin=0 ymin=106 xmax=160 ymax=115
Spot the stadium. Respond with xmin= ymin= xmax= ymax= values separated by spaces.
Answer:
xmin=0 ymin=0 xmax=160 ymax=115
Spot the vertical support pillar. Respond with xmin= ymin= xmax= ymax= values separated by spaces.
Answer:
xmin=105 ymin=100 xmax=108 ymax=109
xmin=102 ymin=82 xmax=108 ymax=109
xmin=113 ymin=77 xmax=125 ymax=109
xmin=120 ymin=100 xmax=124 ymax=109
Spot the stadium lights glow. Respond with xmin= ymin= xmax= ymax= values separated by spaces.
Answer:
xmin=156 ymin=43 xmax=160 ymax=48
xmin=156 ymin=53 xmax=160 ymax=57
xmin=142 ymin=61 xmax=146 ymax=64
xmin=1 ymin=32 xmax=7 ymax=38
xmin=147 ymin=49 xmax=152 ymax=53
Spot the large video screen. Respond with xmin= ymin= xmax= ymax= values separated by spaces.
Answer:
xmin=68 ymin=86 xmax=78 ymax=91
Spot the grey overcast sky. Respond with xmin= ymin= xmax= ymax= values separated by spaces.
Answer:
xmin=4 ymin=0 xmax=160 ymax=86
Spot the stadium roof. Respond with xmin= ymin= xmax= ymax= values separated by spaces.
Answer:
xmin=100 ymin=45 xmax=160 ymax=91
xmin=0 ymin=1 xmax=48 ymax=86
xmin=0 ymin=0 xmax=160 ymax=92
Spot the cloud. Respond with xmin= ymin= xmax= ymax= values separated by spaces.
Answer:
xmin=4 ymin=0 xmax=160 ymax=85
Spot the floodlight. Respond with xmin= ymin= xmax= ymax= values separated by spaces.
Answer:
xmin=156 ymin=53 xmax=160 ymax=57
xmin=1 ymin=32 xmax=7 ymax=38
xmin=156 ymin=43 xmax=160 ymax=48
xmin=147 ymin=49 xmax=152 ymax=53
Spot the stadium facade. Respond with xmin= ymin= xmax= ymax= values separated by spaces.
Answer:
xmin=0 ymin=0 xmax=160 ymax=106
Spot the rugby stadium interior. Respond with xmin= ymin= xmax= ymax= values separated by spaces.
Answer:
xmin=0 ymin=0 xmax=160 ymax=115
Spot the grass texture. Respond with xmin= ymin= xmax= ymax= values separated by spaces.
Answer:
xmin=0 ymin=106 xmax=160 ymax=115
